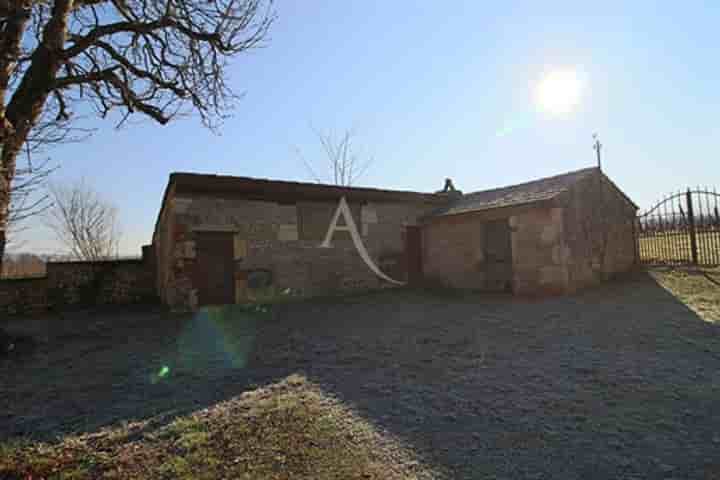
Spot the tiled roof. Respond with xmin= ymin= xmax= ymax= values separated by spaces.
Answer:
xmin=432 ymin=167 xmax=599 ymax=217
xmin=169 ymin=172 xmax=447 ymax=204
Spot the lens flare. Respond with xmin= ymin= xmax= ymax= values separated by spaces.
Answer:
xmin=148 ymin=305 xmax=266 ymax=385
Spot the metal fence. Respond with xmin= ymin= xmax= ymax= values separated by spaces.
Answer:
xmin=636 ymin=188 xmax=720 ymax=266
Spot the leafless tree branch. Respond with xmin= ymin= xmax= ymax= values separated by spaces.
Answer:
xmin=44 ymin=178 xmax=120 ymax=260
xmin=0 ymin=0 xmax=275 ymax=271
xmin=5 ymin=155 xmax=56 ymax=250
xmin=296 ymin=127 xmax=374 ymax=186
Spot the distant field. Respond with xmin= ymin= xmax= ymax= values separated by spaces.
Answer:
xmin=638 ymin=231 xmax=720 ymax=265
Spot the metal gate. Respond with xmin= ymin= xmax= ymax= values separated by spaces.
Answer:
xmin=636 ymin=188 xmax=720 ymax=266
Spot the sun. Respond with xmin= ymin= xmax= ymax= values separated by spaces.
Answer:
xmin=535 ymin=69 xmax=582 ymax=115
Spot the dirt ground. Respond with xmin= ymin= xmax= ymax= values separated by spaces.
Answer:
xmin=3 ymin=272 xmax=720 ymax=479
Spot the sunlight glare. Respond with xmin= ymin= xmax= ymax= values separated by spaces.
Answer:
xmin=535 ymin=69 xmax=582 ymax=115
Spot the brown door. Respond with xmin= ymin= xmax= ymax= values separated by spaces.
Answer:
xmin=484 ymin=219 xmax=513 ymax=292
xmin=405 ymin=225 xmax=423 ymax=285
xmin=194 ymin=231 xmax=235 ymax=306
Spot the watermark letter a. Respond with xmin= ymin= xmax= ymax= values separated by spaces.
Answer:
xmin=320 ymin=197 xmax=404 ymax=285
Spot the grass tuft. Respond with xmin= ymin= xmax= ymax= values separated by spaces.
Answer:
xmin=0 ymin=375 xmax=435 ymax=480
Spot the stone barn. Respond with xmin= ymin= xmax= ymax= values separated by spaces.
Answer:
xmin=150 ymin=167 xmax=637 ymax=311
xmin=422 ymin=167 xmax=638 ymax=294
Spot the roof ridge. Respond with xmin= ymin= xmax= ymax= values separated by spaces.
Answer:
xmin=430 ymin=166 xmax=601 ymax=218
xmin=463 ymin=166 xmax=598 ymax=197
xmin=169 ymin=171 xmax=435 ymax=196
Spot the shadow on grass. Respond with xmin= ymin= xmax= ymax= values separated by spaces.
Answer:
xmin=3 ymin=273 xmax=720 ymax=478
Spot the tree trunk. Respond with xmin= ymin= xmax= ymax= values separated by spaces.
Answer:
xmin=0 ymin=1 xmax=33 ymax=277
xmin=0 ymin=227 xmax=6 ymax=274
xmin=0 ymin=0 xmax=75 ymax=275
xmin=0 ymin=169 xmax=8 ymax=343
xmin=1 ymin=139 xmax=28 ymax=347
xmin=0 ymin=132 xmax=25 ymax=274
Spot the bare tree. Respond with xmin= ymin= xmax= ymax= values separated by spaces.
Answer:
xmin=44 ymin=179 xmax=120 ymax=260
xmin=296 ymin=128 xmax=373 ymax=186
xmin=5 ymin=156 xmax=55 ymax=248
xmin=0 ymin=0 xmax=276 ymax=272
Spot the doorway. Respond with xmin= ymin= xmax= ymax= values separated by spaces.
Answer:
xmin=194 ymin=231 xmax=235 ymax=306
xmin=484 ymin=219 xmax=513 ymax=292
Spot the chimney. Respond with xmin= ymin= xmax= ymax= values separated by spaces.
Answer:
xmin=435 ymin=178 xmax=462 ymax=200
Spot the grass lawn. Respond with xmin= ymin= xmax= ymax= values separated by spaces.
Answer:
xmin=0 ymin=375 xmax=434 ymax=480
xmin=650 ymin=267 xmax=720 ymax=321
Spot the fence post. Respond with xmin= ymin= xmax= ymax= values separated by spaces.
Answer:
xmin=686 ymin=189 xmax=698 ymax=264
xmin=632 ymin=217 xmax=640 ymax=265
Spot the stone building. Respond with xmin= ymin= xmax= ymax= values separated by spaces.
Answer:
xmin=151 ymin=167 xmax=637 ymax=311
xmin=423 ymin=167 xmax=638 ymax=294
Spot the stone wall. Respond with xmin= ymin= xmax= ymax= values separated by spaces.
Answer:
xmin=423 ymin=214 xmax=486 ymax=288
xmin=422 ymin=203 xmax=570 ymax=294
xmin=154 ymin=172 xmax=638 ymax=308
xmin=510 ymin=206 xmax=570 ymax=295
xmin=421 ymin=173 xmax=637 ymax=296
xmin=560 ymin=170 xmax=637 ymax=290
xmin=158 ymin=193 xmax=437 ymax=311
xmin=0 ymin=255 xmax=157 ymax=317
xmin=154 ymin=184 xmax=176 ymax=305
xmin=0 ymin=277 xmax=47 ymax=316
xmin=46 ymin=260 xmax=156 ymax=307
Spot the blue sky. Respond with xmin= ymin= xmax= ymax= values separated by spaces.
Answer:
xmin=15 ymin=0 xmax=720 ymax=255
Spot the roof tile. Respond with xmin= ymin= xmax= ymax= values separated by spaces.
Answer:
xmin=432 ymin=167 xmax=598 ymax=217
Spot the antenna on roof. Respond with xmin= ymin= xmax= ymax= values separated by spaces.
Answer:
xmin=592 ymin=133 xmax=602 ymax=171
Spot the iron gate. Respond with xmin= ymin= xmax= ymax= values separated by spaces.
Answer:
xmin=636 ymin=188 xmax=720 ymax=266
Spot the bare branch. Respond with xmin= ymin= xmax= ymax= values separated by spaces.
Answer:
xmin=292 ymin=144 xmax=321 ymax=184
xmin=4 ymin=155 xmax=55 ymax=250
xmin=0 ymin=0 xmax=275 ymax=270
xmin=44 ymin=179 xmax=120 ymax=261
xmin=297 ymin=127 xmax=374 ymax=186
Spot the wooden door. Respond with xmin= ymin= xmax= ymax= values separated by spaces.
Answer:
xmin=484 ymin=220 xmax=513 ymax=292
xmin=405 ymin=225 xmax=423 ymax=285
xmin=194 ymin=231 xmax=235 ymax=306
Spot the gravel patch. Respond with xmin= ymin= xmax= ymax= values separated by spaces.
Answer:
xmin=2 ymin=274 xmax=720 ymax=478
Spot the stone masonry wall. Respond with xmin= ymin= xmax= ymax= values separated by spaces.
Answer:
xmin=0 ymin=277 xmax=47 ymax=316
xmin=154 ymin=186 xmax=176 ymax=305
xmin=560 ymin=170 xmax=637 ymax=290
xmin=46 ymin=260 xmax=156 ymax=307
xmin=423 ymin=215 xmax=486 ymax=289
xmin=0 ymin=258 xmax=157 ymax=317
xmin=510 ymin=206 xmax=570 ymax=295
xmin=163 ymin=193 xmax=436 ymax=311
xmin=423 ymin=203 xmax=570 ymax=294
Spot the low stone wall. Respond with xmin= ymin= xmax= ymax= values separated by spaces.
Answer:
xmin=0 ymin=257 xmax=157 ymax=317
xmin=46 ymin=260 xmax=156 ymax=308
xmin=0 ymin=276 xmax=48 ymax=316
